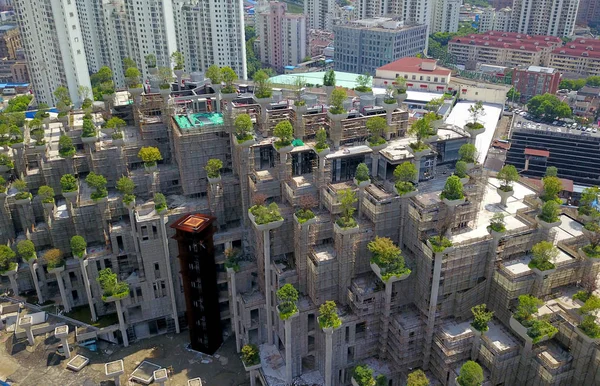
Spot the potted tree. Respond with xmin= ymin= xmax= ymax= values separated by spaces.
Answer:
xmin=454 ymin=160 xmax=469 ymax=184
xmin=205 ymin=158 xmax=223 ymax=184
xmin=440 ymin=175 xmax=465 ymax=206
xmin=394 ymin=162 xmax=418 ymax=197
xmin=171 ymin=51 xmax=185 ymax=77
xmin=0 ymin=176 xmax=7 ymax=199
xmin=125 ymin=66 xmax=143 ymax=97
xmin=241 ymin=344 xmax=261 ymax=371
xmin=248 ymin=200 xmax=284 ymax=231
xmin=456 ymin=361 xmax=484 ymax=386
xmin=394 ymin=76 xmax=407 ymax=103
xmin=81 ymin=116 xmax=97 ymax=144
xmin=29 ymin=118 xmax=46 ymax=150
xmin=313 ymin=128 xmax=330 ymax=156
xmin=424 ymin=111 xmax=443 ymax=131
xmin=577 ymin=296 xmax=600 ymax=341
xmin=458 ymin=143 xmax=477 ymax=169
xmin=145 ymin=54 xmax=157 ymax=74
xmin=154 ymin=192 xmax=167 ymax=214
xmin=157 ymin=67 xmax=174 ymax=96
xmin=407 ymin=118 xmax=433 ymax=156
xmin=318 ymin=300 xmax=342 ymax=332
xmin=224 ymin=248 xmax=241 ymax=273
xmin=510 ymin=294 xmax=557 ymax=344
xmin=105 ymin=117 xmax=126 ymax=144
xmin=496 ymin=165 xmax=518 ymax=206
xmin=54 ymin=86 xmax=72 ymax=127
xmin=276 ymin=283 xmax=299 ymax=320
xmin=44 ymin=248 xmax=64 ymax=273
xmin=273 ymin=120 xmax=294 ymax=153
xmin=97 ymin=268 xmax=130 ymax=302
xmin=354 ymin=73 xmax=372 ymax=96
xmin=471 ymin=304 xmax=493 ymax=333
xmin=365 ymin=116 xmax=388 ymax=149
xmin=335 ymin=189 xmax=358 ymax=234
xmin=70 ymin=235 xmax=87 ymax=259
xmin=9 ymin=125 xmax=24 ymax=149
xmin=487 ymin=213 xmax=506 ymax=237
xmin=60 ymin=174 xmax=78 ymax=199
xmin=327 ymin=88 xmax=348 ymax=120
xmin=528 ymin=241 xmax=558 ymax=275
xmin=0 ymin=153 xmax=13 ymax=172
xmin=383 ymin=84 xmax=398 ymax=110
xmin=138 ymin=146 xmax=162 ymax=172
xmin=323 ymin=70 xmax=336 ymax=99
xmin=253 ymin=70 xmax=273 ymax=102
xmin=537 ymin=200 xmax=561 ymax=228
xmin=221 ymin=66 xmax=238 ymax=100
xmin=294 ymin=194 xmax=317 ymax=225
xmin=205 ymin=64 xmax=223 ymax=93
xmin=233 ymin=114 xmax=255 ymax=147
xmin=116 ymin=176 xmax=135 ymax=208
xmin=351 ymin=364 xmax=376 ymax=386
xmin=407 ymin=370 xmax=429 ymax=386
xmin=17 ymin=240 xmax=43 ymax=303
xmin=368 ymin=236 xmax=410 ymax=282
xmin=578 ymin=186 xmax=599 ymax=221
xmin=540 ymin=175 xmax=562 ymax=204
xmin=85 ymin=172 xmax=108 ymax=202
xmin=0 ymin=245 xmax=17 ymax=276
xmin=13 ymin=179 xmax=32 ymax=204
xmin=427 ymin=234 xmax=453 ymax=254
xmin=38 ymin=185 xmax=55 ymax=211
xmin=465 ymin=101 xmax=486 ymax=137
xmin=292 ymin=77 xmax=307 ymax=111
xmin=58 ymin=135 xmax=76 ymax=158
xmin=350 ymin=163 xmax=369 ymax=188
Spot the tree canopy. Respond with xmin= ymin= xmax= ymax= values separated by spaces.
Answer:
xmin=527 ymin=93 xmax=571 ymax=119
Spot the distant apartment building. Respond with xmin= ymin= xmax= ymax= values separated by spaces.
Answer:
xmin=431 ymin=0 xmax=460 ymax=33
xmin=512 ymin=65 xmax=561 ymax=102
xmin=0 ymin=25 xmax=20 ymax=60
xmin=305 ymin=0 xmax=335 ymax=30
xmin=577 ymin=0 xmax=600 ymax=27
xmin=256 ymin=1 xmax=306 ymax=72
xmin=333 ymin=18 xmax=427 ymax=74
xmin=448 ymin=31 xmax=562 ymax=68
xmin=10 ymin=61 xmax=27 ymax=83
xmin=510 ymin=0 xmax=579 ymax=37
xmin=479 ymin=7 xmax=512 ymax=33
xmin=308 ymin=29 xmax=334 ymax=58
xmin=374 ymin=57 xmax=452 ymax=92
xmin=547 ymin=38 xmax=600 ymax=78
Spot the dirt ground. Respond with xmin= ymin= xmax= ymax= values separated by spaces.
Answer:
xmin=0 ymin=328 xmax=250 ymax=386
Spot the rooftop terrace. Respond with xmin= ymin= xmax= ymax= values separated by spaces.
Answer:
xmin=174 ymin=112 xmax=224 ymax=131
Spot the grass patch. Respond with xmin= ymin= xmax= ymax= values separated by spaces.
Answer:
xmin=528 ymin=259 xmax=555 ymax=272
xmin=64 ymin=305 xmax=120 ymax=328
xmin=583 ymin=244 xmax=600 ymax=258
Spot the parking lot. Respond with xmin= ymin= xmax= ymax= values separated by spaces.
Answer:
xmin=511 ymin=109 xmax=599 ymax=137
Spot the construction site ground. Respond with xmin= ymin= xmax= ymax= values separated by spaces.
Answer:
xmin=0 ymin=329 xmax=249 ymax=386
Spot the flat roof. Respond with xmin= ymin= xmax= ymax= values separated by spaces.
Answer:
xmin=269 ymin=71 xmax=368 ymax=89
xmin=377 ymin=57 xmax=451 ymax=76
xmin=524 ymin=148 xmax=550 ymax=157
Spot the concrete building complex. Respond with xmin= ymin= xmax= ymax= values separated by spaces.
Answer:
xmin=512 ymin=65 xmax=561 ymax=103
xmin=547 ymin=38 xmax=600 ymax=78
xmin=304 ymin=0 xmax=335 ymax=31
xmin=2 ymin=71 xmax=600 ymax=386
xmin=478 ymin=7 xmax=512 ymax=33
xmin=431 ymin=0 xmax=460 ymax=33
xmin=333 ymin=18 xmax=428 ymax=74
xmin=256 ymin=1 xmax=306 ymax=73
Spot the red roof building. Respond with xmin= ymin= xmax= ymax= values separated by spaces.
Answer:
xmin=374 ymin=57 xmax=452 ymax=92
xmin=548 ymin=39 xmax=600 ymax=77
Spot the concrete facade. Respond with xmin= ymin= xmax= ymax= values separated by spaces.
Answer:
xmin=512 ymin=66 xmax=561 ymax=102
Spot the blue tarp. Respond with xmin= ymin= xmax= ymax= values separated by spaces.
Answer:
xmin=0 ymin=83 xmax=29 ymax=88
xmin=25 ymin=108 xmax=58 ymax=119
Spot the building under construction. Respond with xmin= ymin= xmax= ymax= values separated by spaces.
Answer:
xmin=0 ymin=71 xmax=599 ymax=386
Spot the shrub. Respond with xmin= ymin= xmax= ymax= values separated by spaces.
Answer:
xmin=154 ymin=192 xmax=167 ymax=212
xmin=375 ymin=375 xmax=387 ymax=386
xmin=489 ymin=213 xmax=506 ymax=233
xmin=250 ymin=202 xmax=283 ymax=225
xmin=455 ymin=160 xmax=468 ymax=178
xmin=124 ymin=67 xmax=141 ymax=88
xmin=205 ymin=64 xmax=222 ymax=85
xmin=329 ymin=88 xmax=347 ymax=114
xmin=0 ymin=153 xmax=13 ymax=169
xmin=440 ymin=175 xmax=464 ymax=201
xmin=81 ymin=118 xmax=96 ymax=138
xmin=44 ymin=248 xmax=64 ymax=269
xmin=407 ymin=369 xmax=430 ymax=386
xmin=471 ymin=304 xmax=493 ymax=332
xmin=224 ymin=248 xmax=241 ymax=272
xmin=58 ymin=135 xmax=76 ymax=158
xmin=221 ymin=66 xmax=238 ymax=93
xmin=273 ymin=120 xmax=294 ymax=149
xmin=573 ymin=290 xmax=591 ymax=303
xmin=366 ymin=116 xmax=388 ymax=146
xmin=456 ymin=361 xmax=484 ymax=386
xmin=70 ymin=235 xmax=87 ymax=258
xmin=408 ymin=118 xmax=433 ymax=148
xmin=145 ymin=54 xmax=157 ymax=68
xmin=514 ymin=294 xmax=543 ymax=324
xmin=428 ymin=235 xmax=453 ymax=253
xmin=315 ymin=128 xmax=329 ymax=152
xmin=497 ymin=164 xmax=519 ymax=191
xmin=368 ymin=236 xmax=409 ymax=281
xmin=116 ymin=176 xmax=135 ymax=204
xmin=527 ymin=318 xmax=558 ymax=343
xmin=0 ymin=176 xmax=6 ymax=192
xmin=578 ymin=186 xmax=600 ymax=216
xmin=105 ymin=116 xmax=126 ymax=131
xmin=17 ymin=240 xmax=36 ymax=262
xmin=234 ymin=114 xmax=254 ymax=142
xmin=85 ymin=172 xmax=107 ymax=200
xmin=171 ymin=51 xmax=184 ymax=70
xmin=205 ymin=158 xmax=223 ymax=178
xmin=295 ymin=208 xmax=315 ymax=224
xmin=539 ymin=200 xmax=559 ymax=223
xmin=60 ymin=174 xmax=78 ymax=193
xmin=157 ymin=67 xmax=174 ymax=88
xmin=0 ymin=245 xmax=16 ymax=273
xmin=253 ymin=70 xmax=272 ymax=99
xmin=354 ymin=73 xmax=372 ymax=93
xmin=580 ymin=315 xmax=600 ymax=338
xmin=353 ymin=365 xmax=375 ymax=386
xmin=458 ymin=143 xmax=477 ymax=163
xmin=241 ymin=344 xmax=260 ymax=366
xmin=541 ymin=176 xmax=562 ymax=203
xmin=337 ymin=189 xmax=357 ymax=229
xmin=394 ymin=162 xmax=417 ymax=196
xmin=277 ymin=283 xmax=299 ymax=320
xmin=138 ymin=146 xmax=162 ymax=166
xmin=97 ymin=268 xmax=129 ymax=300
xmin=38 ymin=185 xmax=55 ymax=204
xmin=13 ymin=179 xmax=31 ymax=200
xmin=9 ymin=125 xmax=23 ymax=144
xmin=323 ymin=70 xmax=335 ymax=87
xmin=318 ymin=301 xmax=342 ymax=329
xmin=528 ymin=241 xmax=558 ymax=271
xmin=545 ymin=166 xmax=558 ymax=177
xmin=355 ymin=163 xmax=370 ymax=183
xmin=31 ymin=127 xmax=45 ymax=145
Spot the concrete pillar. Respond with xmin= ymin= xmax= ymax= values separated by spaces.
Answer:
xmin=153 ymin=368 xmax=168 ymax=386
xmin=379 ymin=281 xmax=394 ymax=358
xmin=358 ymin=185 xmax=366 ymax=218
xmin=284 ymin=315 xmax=296 ymax=384
xmin=159 ymin=213 xmax=180 ymax=334
xmin=263 ymin=229 xmax=273 ymax=345
xmin=4 ymin=270 xmax=19 ymax=296
xmin=413 ymin=155 xmax=422 ymax=183
xmin=227 ymin=267 xmax=241 ymax=352
xmin=29 ymin=261 xmax=44 ymax=304
xmin=249 ymin=370 xmax=257 ymax=386
xmin=423 ymin=250 xmax=444 ymax=369
xmin=324 ymin=328 xmax=335 ymax=386
xmin=471 ymin=330 xmax=481 ymax=360
xmin=105 ymin=360 xmax=124 ymax=386
xmin=55 ymin=325 xmax=70 ymax=358
xmin=80 ymin=257 xmax=97 ymax=322
xmin=19 ymin=315 xmax=34 ymax=345
xmin=52 ymin=268 xmax=71 ymax=313
xmin=484 ymin=231 xmax=502 ymax=300
xmin=115 ymin=299 xmax=129 ymax=347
